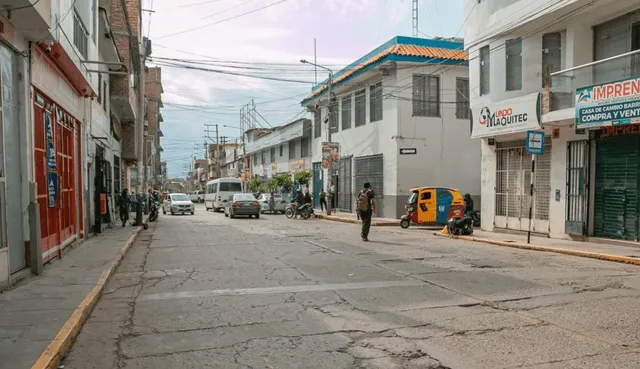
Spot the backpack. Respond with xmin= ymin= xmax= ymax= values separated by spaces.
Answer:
xmin=357 ymin=190 xmax=371 ymax=212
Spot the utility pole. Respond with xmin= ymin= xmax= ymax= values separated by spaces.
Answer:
xmin=326 ymin=73 xmax=333 ymax=215
xmin=135 ymin=16 xmax=146 ymax=225
xmin=412 ymin=0 xmax=419 ymax=37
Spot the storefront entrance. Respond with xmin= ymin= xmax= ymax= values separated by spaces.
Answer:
xmin=33 ymin=92 xmax=82 ymax=262
xmin=593 ymin=132 xmax=640 ymax=240
xmin=494 ymin=140 xmax=551 ymax=233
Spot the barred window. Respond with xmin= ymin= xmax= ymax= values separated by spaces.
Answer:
xmin=369 ymin=82 xmax=383 ymax=122
xmin=456 ymin=78 xmax=470 ymax=120
xmin=355 ymin=90 xmax=366 ymax=127
xmin=341 ymin=96 xmax=352 ymax=130
xmin=412 ymin=74 xmax=440 ymax=117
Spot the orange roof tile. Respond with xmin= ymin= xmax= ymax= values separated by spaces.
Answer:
xmin=303 ymin=44 xmax=468 ymax=102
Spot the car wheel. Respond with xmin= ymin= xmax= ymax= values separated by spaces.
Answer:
xmin=255 ymin=213 xmax=260 ymax=219
xmin=191 ymin=211 xmax=195 ymax=215
xmin=162 ymin=208 xmax=166 ymax=215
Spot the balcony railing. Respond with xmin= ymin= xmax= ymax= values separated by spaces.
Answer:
xmin=73 ymin=10 xmax=89 ymax=59
xmin=548 ymin=49 xmax=640 ymax=112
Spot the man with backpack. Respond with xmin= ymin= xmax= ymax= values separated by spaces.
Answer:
xmin=356 ymin=182 xmax=375 ymax=241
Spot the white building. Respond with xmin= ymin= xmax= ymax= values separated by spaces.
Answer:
xmin=465 ymin=0 xmax=640 ymax=241
xmin=244 ymin=119 xmax=313 ymax=183
xmin=302 ymin=36 xmax=480 ymax=219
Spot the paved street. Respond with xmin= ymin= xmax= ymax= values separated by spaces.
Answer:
xmin=64 ymin=204 xmax=640 ymax=369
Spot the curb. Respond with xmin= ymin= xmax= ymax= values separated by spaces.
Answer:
xmin=31 ymin=222 xmax=147 ymax=369
xmin=315 ymin=214 xmax=399 ymax=227
xmin=433 ymin=232 xmax=640 ymax=266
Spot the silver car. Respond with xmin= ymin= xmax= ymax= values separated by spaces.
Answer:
xmin=257 ymin=193 xmax=287 ymax=213
xmin=163 ymin=193 xmax=195 ymax=215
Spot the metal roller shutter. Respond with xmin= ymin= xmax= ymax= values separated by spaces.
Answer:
xmin=594 ymin=135 xmax=640 ymax=240
xmin=355 ymin=154 xmax=383 ymax=216
xmin=338 ymin=156 xmax=352 ymax=212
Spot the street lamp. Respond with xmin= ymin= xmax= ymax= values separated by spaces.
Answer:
xmin=301 ymin=59 xmax=335 ymax=215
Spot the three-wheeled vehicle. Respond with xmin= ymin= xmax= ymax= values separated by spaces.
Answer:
xmin=400 ymin=187 xmax=466 ymax=229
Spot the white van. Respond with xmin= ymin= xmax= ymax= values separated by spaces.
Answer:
xmin=204 ymin=177 xmax=244 ymax=212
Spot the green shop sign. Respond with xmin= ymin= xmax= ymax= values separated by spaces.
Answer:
xmin=575 ymin=76 xmax=640 ymax=128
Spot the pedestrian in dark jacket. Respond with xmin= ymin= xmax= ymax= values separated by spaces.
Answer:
xmin=119 ymin=189 xmax=131 ymax=227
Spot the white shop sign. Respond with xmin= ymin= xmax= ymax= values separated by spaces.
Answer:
xmin=471 ymin=93 xmax=541 ymax=139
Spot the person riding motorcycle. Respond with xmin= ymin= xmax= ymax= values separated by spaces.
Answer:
xmin=464 ymin=193 xmax=474 ymax=217
xmin=294 ymin=189 xmax=305 ymax=218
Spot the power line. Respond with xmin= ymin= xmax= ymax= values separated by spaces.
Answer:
xmin=157 ymin=0 xmax=230 ymax=12
xmin=155 ymin=0 xmax=290 ymax=40
xmin=200 ymin=0 xmax=254 ymax=21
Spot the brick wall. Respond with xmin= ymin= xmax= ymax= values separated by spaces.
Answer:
xmin=121 ymin=124 xmax=136 ymax=160
xmin=109 ymin=0 xmax=140 ymax=105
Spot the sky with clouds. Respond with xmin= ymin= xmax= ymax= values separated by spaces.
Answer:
xmin=143 ymin=0 xmax=464 ymax=178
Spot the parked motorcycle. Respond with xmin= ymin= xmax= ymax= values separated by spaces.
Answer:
xmin=446 ymin=216 xmax=474 ymax=236
xmin=149 ymin=201 xmax=159 ymax=222
xmin=285 ymin=202 xmax=296 ymax=219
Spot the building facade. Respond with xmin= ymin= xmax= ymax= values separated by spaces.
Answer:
xmin=465 ymin=0 xmax=640 ymax=241
xmin=144 ymin=67 xmax=164 ymax=190
xmin=302 ymin=36 xmax=480 ymax=219
xmin=244 ymin=119 xmax=313 ymax=187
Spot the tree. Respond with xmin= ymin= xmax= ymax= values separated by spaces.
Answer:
xmin=266 ymin=178 xmax=278 ymax=192
xmin=275 ymin=173 xmax=292 ymax=192
xmin=294 ymin=171 xmax=312 ymax=185
xmin=247 ymin=178 xmax=262 ymax=192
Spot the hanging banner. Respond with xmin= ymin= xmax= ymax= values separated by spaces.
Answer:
xmin=45 ymin=111 xmax=58 ymax=207
xmin=321 ymin=142 xmax=340 ymax=169
xmin=471 ymin=93 xmax=541 ymax=139
xmin=575 ymin=76 xmax=640 ymax=128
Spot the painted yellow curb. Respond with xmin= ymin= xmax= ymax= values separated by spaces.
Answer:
xmin=315 ymin=214 xmax=398 ymax=227
xmin=433 ymin=232 xmax=640 ymax=266
xmin=31 ymin=226 xmax=144 ymax=369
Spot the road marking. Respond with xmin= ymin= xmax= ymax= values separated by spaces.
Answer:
xmin=138 ymin=279 xmax=425 ymax=301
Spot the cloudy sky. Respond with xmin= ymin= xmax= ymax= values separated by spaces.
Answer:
xmin=143 ymin=0 xmax=464 ymax=178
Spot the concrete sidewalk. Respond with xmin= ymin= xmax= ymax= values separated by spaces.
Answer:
xmin=434 ymin=228 xmax=640 ymax=266
xmin=0 ymin=216 xmax=147 ymax=369
xmin=315 ymin=210 xmax=399 ymax=226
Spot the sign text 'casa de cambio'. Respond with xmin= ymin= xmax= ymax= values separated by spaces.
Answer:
xmin=575 ymin=76 xmax=640 ymax=128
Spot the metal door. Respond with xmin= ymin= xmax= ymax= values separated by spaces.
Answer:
xmin=594 ymin=135 xmax=640 ymax=240
xmin=495 ymin=140 xmax=551 ymax=233
xmin=354 ymin=154 xmax=383 ymax=217
xmin=338 ymin=156 xmax=352 ymax=212
xmin=566 ymin=141 xmax=589 ymax=235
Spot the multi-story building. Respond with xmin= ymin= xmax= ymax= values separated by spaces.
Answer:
xmin=302 ymin=36 xmax=479 ymax=218
xmin=465 ymin=0 xmax=640 ymax=241
xmin=244 ymin=119 xmax=313 ymax=185
xmin=144 ymin=67 xmax=164 ymax=190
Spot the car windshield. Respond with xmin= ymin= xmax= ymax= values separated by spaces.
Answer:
xmin=220 ymin=182 xmax=242 ymax=192
xmin=407 ymin=192 xmax=418 ymax=204
xmin=171 ymin=194 xmax=190 ymax=201
xmin=234 ymin=194 xmax=255 ymax=201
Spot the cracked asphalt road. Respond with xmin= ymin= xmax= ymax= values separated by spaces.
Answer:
xmin=63 ymin=204 xmax=640 ymax=369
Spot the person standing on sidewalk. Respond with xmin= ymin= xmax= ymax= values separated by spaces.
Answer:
xmin=319 ymin=189 xmax=327 ymax=211
xmin=356 ymin=183 xmax=375 ymax=241
xmin=119 ymin=189 xmax=131 ymax=227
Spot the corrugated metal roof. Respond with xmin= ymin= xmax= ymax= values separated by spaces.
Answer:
xmin=303 ymin=43 xmax=468 ymax=102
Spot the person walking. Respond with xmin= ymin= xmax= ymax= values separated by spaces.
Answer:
xmin=269 ymin=192 xmax=276 ymax=214
xmin=119 ymin=189 xmax=131 ymax=227
xmin=356 ymin=183 xmax=375 ymax=241
xmin=319 ymin=189 xmax=327 ymax=211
